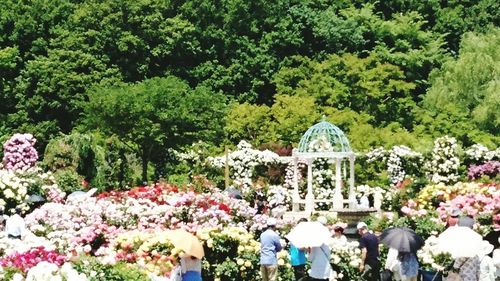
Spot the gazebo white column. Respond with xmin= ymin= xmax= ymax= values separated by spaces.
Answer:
xmin=332 ymin=157 xmax=343 ymax=209
xmin=305 ymin=158 xmax=314 ymax=214
xmin=348 ymin=154 xmax=357 ymax=208
xmin=292 ymin=156 xmax=300 ymax=212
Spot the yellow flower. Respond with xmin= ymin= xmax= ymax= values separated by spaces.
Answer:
xmin=237 ymin=259 xmax=244 ymax=266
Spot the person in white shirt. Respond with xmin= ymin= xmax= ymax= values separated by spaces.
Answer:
xmin=385 ymin=248 xmax=402 ymax=280
xmin=5 ymin=207 xmax=26 ymax=239
xmin=493 ymin=249 xmax=500 ymax=279
xmin=478 ymin=241 xmax=495 ymax=281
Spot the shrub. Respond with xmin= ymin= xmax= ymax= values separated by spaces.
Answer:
xmin=53 ymin=169 xmax=83 ymax=194
xmin=73 ymin=257 xmax=148 ymax=281
xmin=43 ymin=132 xmax=138 ymax=191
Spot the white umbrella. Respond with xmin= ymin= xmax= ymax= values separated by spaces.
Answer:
xmin=437 ymin=226 xmax=483 ymax=258
xmin=286 ymin=221 xmax=332 ymax=248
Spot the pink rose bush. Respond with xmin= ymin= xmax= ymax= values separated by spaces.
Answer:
xmin=25 ymin=185 xmax=261 ymax=256
xmin=0 ymin=247 xmax=66 ymax=273
xmin=437 ymin=193 xmax=500 ymax=219
xmin=468 ymin=161 xmax=500 ymax=180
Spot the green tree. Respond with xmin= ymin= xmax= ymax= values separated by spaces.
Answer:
xmin=13 ymin=48 xmax=121 ymax=133
xmin=422 ymin=28 xmax=500 ymax=145
xmin=274 ymin=54 xmax=416 ymax=127
xmin=224 ymin=102 xmax=273 ymax=145
xmin=269 ymin=94 xmax=321 ymax=145
xmin=80 ymin=76 xmax=227 ymax=181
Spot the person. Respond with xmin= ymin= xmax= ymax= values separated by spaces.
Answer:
xmin=357 ymin=222 xmax=380 ymax=281
xmin=255 ymin=190 xmax=268 ymax=215
xmin=493 ymin=238 xmax=500 ymax=279
xmin=478 ymin=241 xmax=495 ymax=281
xmin=398 ymin=252 xmax=419 ymax=281
xmin=385 ymin=248 xmax=402 ymax=280
xmin=0 ymin=209 xmax=7 ymax=231
xmin=458 ymin=215 xmax=475 ymax=229
xmin=289 ymin=218 xmax=307 ymax=281
xmin=359 ymin=194 xmax=370 ymax=209
xmin=5 ymin=207 xmax=26 ymax=239
xmin=308 ymin=242 xmax=332 ymax=281
xmin=453 ymin=255 xmax=480 ymax=281
xmin=446 ymin=208 xmax=461 ymax=228
xmin=180 ymin=255 xmax=202 ymax=281
xmin=332 ymin=225 xmax=347 ymax=245
xmin=260 ymin=217 xmax=282 ymax=281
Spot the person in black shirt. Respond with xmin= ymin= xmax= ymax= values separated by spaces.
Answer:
xmin=357 ymin=222 xmax=381 ymax=281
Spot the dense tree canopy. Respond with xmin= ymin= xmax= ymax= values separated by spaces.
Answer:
xmin=421 ymin=29 xmax=500 ymax=146
xmin=0 ymin=0 xmax=498 ymax=178
xmin=81 ymin=76 xmax=226 ymax=180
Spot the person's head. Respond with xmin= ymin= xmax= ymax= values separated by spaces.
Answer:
xmin=14 ymin=207 xmax=23 ymax=215
xmin=450 ymin=208 xmax=461 ymax=218
xmin=298 ymin=217 xmax=308 ymax=223
xmin=317 ymin=216 xmax=327 ymax=225
xmin=334 ymin=226 xmax=344 ymax=236
xmin=357 ymin=222 xmax=368 ymax=235
xmin=478 ymin=241 xmax=494 ymax=257
xmin=266 ymin=217 xmax=277 ymax=229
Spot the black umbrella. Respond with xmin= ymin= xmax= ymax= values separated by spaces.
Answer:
xmin=26 ymin=194 xmax=45 ymax=204
xmin=380 ymin=227 xmax=424 ymax=253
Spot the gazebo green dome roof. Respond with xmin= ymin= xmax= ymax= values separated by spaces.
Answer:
xmin=297 ymin=117 xmax=352 ymax=153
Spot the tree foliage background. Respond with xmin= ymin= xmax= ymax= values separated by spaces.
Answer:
xmin=0 ymin=0 xmax=498 ymax=181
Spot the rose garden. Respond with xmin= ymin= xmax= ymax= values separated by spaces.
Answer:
xmin=0 ymin=128 xmax=498 ymax=280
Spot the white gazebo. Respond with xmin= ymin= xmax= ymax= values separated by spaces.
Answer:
xmin=290 ymin=117 xmax=357 ymax=214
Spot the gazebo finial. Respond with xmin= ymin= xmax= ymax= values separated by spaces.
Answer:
xmin=321 ymin=115 xmax=326 ymax=122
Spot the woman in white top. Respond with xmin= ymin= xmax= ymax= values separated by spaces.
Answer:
xmin=478 ymin=241 xmax=495 ymax=281
xmin=385 ymin=248 xmax=403 ymax=281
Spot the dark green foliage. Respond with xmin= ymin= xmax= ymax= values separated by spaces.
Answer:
xmin=53 ymin=169 xmax=82 ymax=194
xmin=0 ymin=0 xmax=497 ymax=170
xmin=394 ymin=215 xmax=445 ymax=240
xmin=43 ymin=132 xmax=139 ymax=190
xmin=81 ymin=76 xmax=227 ymax=181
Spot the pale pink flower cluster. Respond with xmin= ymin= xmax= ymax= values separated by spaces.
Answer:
xmin=401 ymin=199 xmax=428 ymax=217
xmin=436 ymin=193 xmax=500 ymax=220
xmin=2 ymin=133 xmax=38 ymax=171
